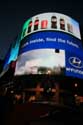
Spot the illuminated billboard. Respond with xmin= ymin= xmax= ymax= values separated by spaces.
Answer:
xmin=20 ymin=31 xmax=83 ymax=54
xmin=66 ymin=51 xmax=83 ymax=78
xmin=0 ymin=35 xmax=21 ymax=78
xmin=15 ymin=49 xmax=83 ymax=79
xmin=15 ymin=49 xmax=65 ymax=75
xmin=15 ymin=30 xmax=83 ymax=79
xmin=21 ymin=13 xmax=81 ymax=40
xmin=1 ymin=12 xmax=83 ymax=79
xmin=3 ymin=35 xmax=21 ymax=70
xmin=14 ymin=12 xmax=83 ymax=79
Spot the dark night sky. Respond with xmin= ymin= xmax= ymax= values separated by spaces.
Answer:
xmin=0 ymin=0 xmax=83 ymax=60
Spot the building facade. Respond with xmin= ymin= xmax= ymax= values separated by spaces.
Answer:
xmin=1 ymin=12 xmax=83 ymax=105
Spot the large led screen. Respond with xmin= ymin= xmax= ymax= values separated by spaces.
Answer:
xmin=1 ymin=12 xmax=82 ymax=79
xmin=20 ymin=31 xmax=83 ymax=55
xmin=21 ymin=12 xmax=81 ymax=41
xmin=15 ymin=49 xmax=65 ymax=75
xmin=66 ymin=51 xmax=83 ymax=79
xmin=15 ymin=48 xmax=83 ymax=79
xmin=3 ymin=35 xmax=21 ymax=70
xmin=15 ymin=30 xmax=83 ymax=79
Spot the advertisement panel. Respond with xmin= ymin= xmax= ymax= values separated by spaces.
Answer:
xmin=0 ymin=34 xmax=21 ymax=78
xmin=1 ymin=12 xmax=83 ymax=79
xmin=66 ymin=51 xmax=83 ymax=79
xmin=15 ymin=49 xmax=83 ymax=79
xmin=15 ymin=49 xmax=65 ymax=75
xmin=20 ymin=31 xmax=83 ymax=55
xmin=21 ymin=13 xmax=81 ymax=40
xmin=3 ymin=35 xmax=21 ymax=70
xmin=15 ymin=31 xmax=83 ymax=79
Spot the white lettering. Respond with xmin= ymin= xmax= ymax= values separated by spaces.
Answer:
xmin=66 ymin=67 xmax=83 ymax=75
xmin=58 ymin=38 xmax=66 ymax=43
xmin=46 ymin=37 xmax=56 ymax=42
xmin=30 ymin=38 xmax=45 ymax=44
xmin=67 ymin=40 xmax=79 ymax=48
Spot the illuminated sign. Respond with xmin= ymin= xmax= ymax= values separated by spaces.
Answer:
xmin=2 ymin=12 xmax=83 ymax=79
xmin=20 ymin=31 xmax=83 ymax=55
xmin=15 ymin=49 xmax=65 ymax=75
xmin=15 ymin=30 xmax=83 ymax=79
xmin=69 ymin=57 xmax=83 ymax=69
xmin=3 ymin=35 xmax=21 ymax=70
xmin=66 ymin=51 xmax=83 ymax=79
xmin=21 ymin=13 xmax=81 ymax=40
xmin=15 ymin=47 xmax=83 ymax=79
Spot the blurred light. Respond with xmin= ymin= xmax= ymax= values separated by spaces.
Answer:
xmin=46 ymin=70 xmax=51 ymax=74
xmin=74 ymin=83 xmax=78 ymax=87
xmin=10 ymin=90 xmax=14 ymax=93
xmin=74 ymin=94 xmax=78 ymax=97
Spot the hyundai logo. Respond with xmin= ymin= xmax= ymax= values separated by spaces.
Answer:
xmin=69 ymin=57 xmax=83 ymax=69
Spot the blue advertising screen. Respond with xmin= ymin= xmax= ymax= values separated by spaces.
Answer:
xmin=66 ymin=51 xmax=83 ymax=79
xmin=3 ymin=35 xmax=21 ymax=70
xmin=20 ymin=31 xmax=83 ymax=55
xmin=15 ymin=31 xmax=83 ymax=79
xmin=1 ymin=12 xmax=83 ymax=79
